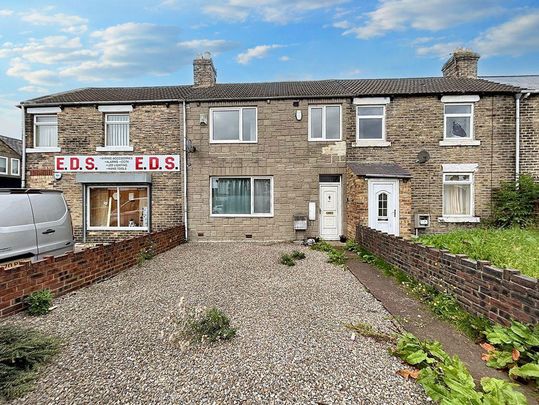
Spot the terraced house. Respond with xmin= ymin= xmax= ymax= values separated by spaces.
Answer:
xmin=20 ymin=50 xmax=537 ymax=243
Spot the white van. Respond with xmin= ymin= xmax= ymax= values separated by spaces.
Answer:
xmin=0 ymin=189 xmax=74 ymax=262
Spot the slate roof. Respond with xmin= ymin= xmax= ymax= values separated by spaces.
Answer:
xmin=21 ymin=77 xmax=521 ymax=106
xmin=480 ymin=75 xmax=539 ymax=92
xmin=348 ymin=162 xmax=412 ymax=179
xmin=0 ymin=135 xmax=22 ymax=156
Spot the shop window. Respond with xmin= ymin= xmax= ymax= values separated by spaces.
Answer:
xmin=88 ymin=186 xmax=149 ymax=230
xmin=211 ymin=177 xmax=273 ymax=216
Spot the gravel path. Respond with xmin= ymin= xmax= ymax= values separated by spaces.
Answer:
xmin=7 ymin=242 xmax=428 ymax=404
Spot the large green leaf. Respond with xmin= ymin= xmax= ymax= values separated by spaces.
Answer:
xmin=481 ymin=377 xmax=528 ymax=405
xmin=509 ymin=363 xmax=539 ymax=379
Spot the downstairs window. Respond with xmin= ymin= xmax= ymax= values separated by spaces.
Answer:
xmin=211 ymin=177 xmax=273 ymax=216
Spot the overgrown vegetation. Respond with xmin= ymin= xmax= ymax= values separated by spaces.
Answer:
xmin=481 ymin=321 xmax=539 ymax=390
xmin=394 ymin=332 xmax=527 ymax=404
xmin=345 ymin=241 xmax=491 ymax=341
xmin=164 ymin=298 xmax=236 ymax=350
xmin=290 ymin=250 xmax=306 ymax=260
xmin=280 ymin=253 xmax=295 ymax=266
xmin=344 ymin=322 xmax=396 ymax=343
xmin=492 ymin=175 xmax=539 ymax=228
xmin=137 ymin=245 xmax=155 ymax=266
xmin=25 ymin=289 xmax=53 ymax=316
xmin=417 ymin=227 xmax=539 ymax=278
xmin=0 ymin=325 xmax=60 ymax=400
xmin=310 ymin=240 xmax=347 ymax=266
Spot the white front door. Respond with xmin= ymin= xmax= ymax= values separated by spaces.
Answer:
xmin=368 ymin=179 xmax=399 ymax=236
xmin=319 ymin=182 xmax=341 ymax=240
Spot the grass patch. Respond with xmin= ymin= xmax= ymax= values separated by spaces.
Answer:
xmin=345 ymin=241 xmax=491 ymax=341
xmin=417 ymin=227 xmax=539 ymax=278
xmin=0 ymin=325 xmax=60 ymax=400
xmin=344 ymin=322 xmax=396 ymax=343
xmin=311 ymin=240 xmax=347 ymax=267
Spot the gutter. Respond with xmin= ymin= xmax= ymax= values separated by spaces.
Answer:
xmin=21 ymin=106 xmax=26 ymax=188
xmin=182 ymin=100 xmax=188 ymax=241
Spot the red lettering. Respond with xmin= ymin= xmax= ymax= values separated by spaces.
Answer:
xmin=135 ymin=157 xmax=144 ymax=170
xmin=69 ymin=157 xmax=80 ymax=170
xmin=56 ymin=157 xmax=65 ymax=171
xmin=85 ymin=157 xmax=95 ymax=170
xmin=164 ymin=156 xmax=175 ymax=170
xmin=149 ymin=157 xmax=159 ymax=170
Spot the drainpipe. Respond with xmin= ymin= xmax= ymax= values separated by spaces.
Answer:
xmin=21 ymin=105 xmax=26 ymax=188
xmin=182 ymin=100 xmax=188 ymax=241
xmin=515 ymin=93 xmax=521 ymax=181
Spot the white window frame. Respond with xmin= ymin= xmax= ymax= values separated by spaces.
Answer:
xmin=33 ymin=114 xmax=59 ymax=149
xmin=354 ymin=105 xmax=390 ymax=147
xmin=11 ymin=158 xmax=20 ymax=176
xmin=0 ymin=156 xmax=7 ymax=174
xmin=104 ymin=113 xmax=131 ymax=148
xmin=443 ymin=103 xmax=474 ymax=140
xmin=308 ymin=105 xmax=342 ymax=141
xmin=440 ymin=169 xmax=480 ymax=223
xmin=86 ymin=185 xmax=150 ymax=231
xmin=209 ymin=107 xmax=258 ymax=144
xmin=210 ymin=176 xmax=274 ymax=218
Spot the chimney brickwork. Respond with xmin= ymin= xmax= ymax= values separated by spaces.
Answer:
xmin=193 ymin=52 xmax=217 ymax=87
xmin=442 ymin=49 xmax=480 ymax=79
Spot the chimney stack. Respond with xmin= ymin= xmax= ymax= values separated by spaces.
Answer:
xmin=193 ymin=52 xmax=217 ymax=87
xmin=442 ymin=49 xmax=480 ymax=79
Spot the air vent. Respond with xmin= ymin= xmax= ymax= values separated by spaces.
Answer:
xmin=245 ymin=234 xmax=253 ymax=239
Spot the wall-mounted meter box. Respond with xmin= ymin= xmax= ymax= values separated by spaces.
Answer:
xmin=308 ymin=202 xmax=316 ymax=221
xmin=293 ymin=214 xmax=308 ymax=230
xmin=415 ymin=214 xmax=430 ymax=228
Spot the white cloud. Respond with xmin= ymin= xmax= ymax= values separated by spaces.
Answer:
xmin=279 ymin=55 xmax=290 ymax=62
xmin=340 ymin=0 xmax=502 ymax=39
xmin=473 ymin=11 xmax=539 ymax=57
xmin=20 ymin=10 xmax=89 ymax=34
xmin=0 ymin=9 xmax=13 ymax=16
xmin=201 ymin=0 xmax=346 ymax=24
xmin=19 ymin=85 xmax=49 ymax=93
xmin=333 ymin=20 xmax=351 ymax=29
xmin=237 ymin=44 xmax=284 ymax=64
xmin=416 ymin=42 xmax=462 ymax=58
xmin=0 ymin=96 xmax=20 ymax=139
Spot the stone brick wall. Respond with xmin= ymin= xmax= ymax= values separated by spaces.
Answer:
xmin=345 ymin=168 xmax=412 ymax=239
xmin=0 ymin=225 xmax=185 ymax=317
xmin=186 ymin=98 xmax=348 ymax=241
xmin=520 ymin=94 xmax=539 ymax=180
xmin=355 ymin=225 xmax=539 ymax=325
xmin=0 ymin=140 xmax=21 ymax=186
xmin=346 ymin=95 xmax=516 ymax=234
xmin=25 ymin=104 xmax=183 ymax=242
xmin=441 ymin=49 xmax=480 ymax=79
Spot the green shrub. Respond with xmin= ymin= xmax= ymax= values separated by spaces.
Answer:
xmin=137 ymin=246 xmax=155 ymax=266
xmin=0 ymin=325 xmax=60 ymax=400
xmin=290 ymin=250 xmax=306 ymax=260
xmin=492 ymin=174 xmax=539 ymax=228
xmin=280 ymin=254 xmax=295 ymax=266
xmin=25 ymin=290 xmax=53 ymax=316
xmin=394 ymin=333 xmax=527 ymax=404
xmin=311 ymin=239 xmax=347 ymax=267
xmin=187 ymin=307 xmax=237 ymax=343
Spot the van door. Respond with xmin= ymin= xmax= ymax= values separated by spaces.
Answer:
xmin=0 ymin=193 xmax=38 ymax=260
xmin=28 ymin=192 xmax=74 ymax=257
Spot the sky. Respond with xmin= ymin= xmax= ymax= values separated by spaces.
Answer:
xmin=0 ymin=0 xmax=538 ymax=139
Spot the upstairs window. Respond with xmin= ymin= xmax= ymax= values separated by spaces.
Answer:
xmin=210 ymin=107 xmax=257 ymax=143
xmin=357 ymin=106 xmax=385 ymax=140
xmin=105 ymin=114 xmax=130 ymax=147
xmin=11 ymin=158 xmax=20 ymax=176
xmin=443 ymin=173 xmax=473 ymax=217
xmin=34 ymin=115 xmax=58 ymax=147
xmin=444 ymin=104 xmax=473 ymax=139
xmin=308 ymin=105 xmax=341 ymax=141
xmin=0 ymin=157 xmax=6 ymax=174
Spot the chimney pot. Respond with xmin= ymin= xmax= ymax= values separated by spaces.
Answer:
xmin=442 ymin=48 xmax=480 ymax=79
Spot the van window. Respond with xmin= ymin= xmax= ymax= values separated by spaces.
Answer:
xmin=0 ymin=194 xmax=34 ymax=227
xmin=29 ymin=194 xmax=67 ymax=223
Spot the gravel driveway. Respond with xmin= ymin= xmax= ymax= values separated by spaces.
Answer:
xmin=8 ymin=242 xmax=428 ymax=404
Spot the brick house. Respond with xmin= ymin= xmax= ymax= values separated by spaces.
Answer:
xmin=19 ymin=50 xmax=533 ymax=242
xmin=0 ymin=135 xmax=21 ymax=188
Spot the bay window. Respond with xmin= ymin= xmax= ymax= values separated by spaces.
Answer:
xmin=211 ymin=177 xmax=273 ymax=216
xmin=308 ymin=105 xmax=341 ymax=141
xmin=11 ymin=158 xmax=20 ymax=176
xmin=34 ymin=115 xmax=58 ymax=147
xmin=87 ymin=186 xmax=149 ymax=230
xmin=210 ymin=107 xmax=257 ymax=143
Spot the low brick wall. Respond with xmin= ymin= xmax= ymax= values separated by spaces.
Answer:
xmin=0 ymin=226 xmax=185 ymax=317
xmin=355 ymin=225 xmax=539 ymax=325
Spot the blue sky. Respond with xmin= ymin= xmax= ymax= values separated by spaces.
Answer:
xmin=1 ymin=0 xmax=538 ymax=139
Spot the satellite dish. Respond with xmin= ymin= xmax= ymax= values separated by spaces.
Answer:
xmin=186 ymin=139 xmax=197 ymax=153
xmin=417 ymin=149 xmax=430 ymax=164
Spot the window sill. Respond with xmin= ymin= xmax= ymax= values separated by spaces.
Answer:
xmin=308 ymin=138 xmax=342 ymax=142
xmin=96 ymin=146 xmax=134 ymax=152
xmin=210 ymin=214 xmax=274 ymax=218
xmin=209 ymin=141 xmax=258 ymax=144
xmin=438 ymin=216 xmax=480 ymax=223
xmin=439 ymin=140 xmax=480 ymax=146
xmin=26 ymin=147 xmax=61 ymax=153
xmin=87 ymin=227 xmax=149 ymax=231
xmin=352 ymin=140 xmax=391 ymax=147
